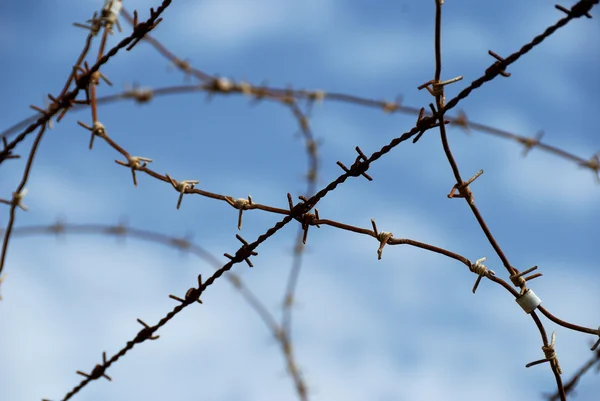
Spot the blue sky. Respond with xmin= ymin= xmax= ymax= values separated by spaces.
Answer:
xmin=0 ymin=1 xmax=599 ymax=400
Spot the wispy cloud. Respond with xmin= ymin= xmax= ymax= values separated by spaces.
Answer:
xmin=172 ymin=0 xmax=337 ymax=51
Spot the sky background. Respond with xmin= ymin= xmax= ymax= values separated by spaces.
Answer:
xmin=0 ymin=0 xmax=599 ymax=400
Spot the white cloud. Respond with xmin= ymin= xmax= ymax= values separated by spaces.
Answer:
xmin=321 ymin=26 xmax=431 ymax=79
xmin=172 ymin=0 xmax=337 ymax=50
xmin=515 ymin=5 xmax=600 ymax=60
xmin=23 ymin=167 xmax=118 ymax=221
xmin=507 ymin=151 xmax=600 ymax=209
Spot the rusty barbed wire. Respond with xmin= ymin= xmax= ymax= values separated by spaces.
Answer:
xmin=50 ymin=92 xmax=598 ymax=400
xmin=1 ymin=1 xmax=316 ymax=399
xmin=32 ymin=100 xmax=431 ymax=399
xmin=3 ymin=79 xmax=600 ymax=181
xmin=3 ymin=221 xmax=317 ymax=400
xmin=4 ymin=9 xmax=600 ymax=181
xmin=0 ymin=0 xmax=169 ymax=162
xmin=4 ymin=81 xmax=598 ymax=181
xmin=0 ymin=125 xmax=46 ymax=290
xmin=1 ymin=0 xmax=598 ymax=400
xmin=422 ymin=2 xmax=598 ymax=399
xmin=28 ymin=1 xmax=600 ymax=397
xmin=0 ymin=0 xmax=171 ymax=285
xmin=121 ymin=17 xmax=323 ymax=372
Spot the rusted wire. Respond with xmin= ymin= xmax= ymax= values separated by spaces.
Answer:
xmin=1 ymin=0 xmax=598 ymax=400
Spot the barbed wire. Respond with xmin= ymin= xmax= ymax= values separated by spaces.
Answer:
xmin=3 ymin=221 xmax=309 ymax=395
xmin=1 ymin=0 xmax=598 ymax=400
xmin=0 ymin=0 xmax=171 ymax=280
xmin=4 ymin=82 xmax=598 ymax=180
xmin=4 ymin=220 xmax=600 ymax=400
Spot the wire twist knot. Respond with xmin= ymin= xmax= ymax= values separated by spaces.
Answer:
xmin=469 ymin=257 xmax=495 ymax=293
xmin=527 ymin=332 xmax=562 ymax=375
